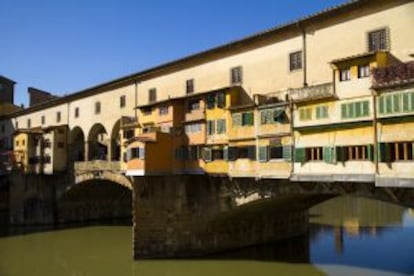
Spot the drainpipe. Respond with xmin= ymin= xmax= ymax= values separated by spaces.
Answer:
xmin=372 ymin=90 xmax=379 ymax=175
xmin=297 ymin=23 xmax=308 ymax=87
xmin=254 ymin=95 xmax=259 ymax=179
xmin=289 ymin=93 xmax=295 ymax=176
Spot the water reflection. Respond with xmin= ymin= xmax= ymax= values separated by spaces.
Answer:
xmin=0 ymin=196 xmax=413 ymax=275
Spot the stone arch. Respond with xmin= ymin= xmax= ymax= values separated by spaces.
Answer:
xmin=74 ymin=171 xmax=133 ymax=191
xmin=110 ymin=119 xmax=122 ymax=161
xmin=87 ymin=123 xmax=108 ymax=161
xmin=58 ymin=173 xmax=133 ymax=223
xmin=69 ymin=126 xmax=85 ymax=161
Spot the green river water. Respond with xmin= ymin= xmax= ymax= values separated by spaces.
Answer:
xmin=0 ymin=196 xmax=413 ymax=276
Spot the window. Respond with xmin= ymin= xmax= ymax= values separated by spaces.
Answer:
xmin=315 ymin=105 xmax=329 ymax=119
xmin=260 ymin=107 xmax=285 ymax=124
xmin=56 ymin=111 xmax=61 ymax=123
xmin=43 ymin=155 xmax=51 ymax=164
xmin=241 ymin=112 xmax=254 ymax=126
xmin=27 ymin=119 xmax=31 ymax=128
xmin=41 ymin=115 xmax=45 ymax=125
xmin=185 ymin=123 xmax=202 ymax=134
xmin=43 ymin=139 xmax=51 ymax=148
xmin=379 ymin=142 xmax=414 ymax=162
xmin=22 ymin=139 xmax=25 ymax=146
xmin=212 ymin=149 xmax=224 ymax=161
xmin=289 ymin=51 xmax=302 ymax=71
xmin=129 ymin=147 xmax=145 ymax=160
xmin=235 ymin=146 xmax=256 ymax=160
xmin=159 ymin=106 xmax=168 ymax=116
xmin=15 ymin=140 xmax=19 ymax=147
xmin=186 ymin=79 xmax=194 ymax=94
xmin=189 ymin=145 xmax=200 ymax=160
xmin=149 ymin=88 xmax=157 ymax=103
xmin=120 ymin=95 xmax=126 ymax=108
xmin=299 ymin=107 xmax=312 ymax=121
xmin=337 ymin=145 xmax=373 ymax=161
xmin=232 ymin=112 xmax=253 ymax=127
xmin=15 ymin=121 xmax=18 ymax=129
xmin=269 ymin=145 xmax=283 ymax=159
xmin=340 ymin=68 xmax=351 ymax=81
xmin=123 ymin=129 xmax=134 ymax=139
xmin=187 ymin=99 xmax=200 ymax=111
xmin=75 ymin=107 xmax=79 ymax=118
xmin=306 ymin=147 xmax=323 ymax=161
xmin=216 ymin=119 xmax=226 ymax=134
xmin=231 ymin=66 xmax=242 ymax=85
xmin=341 ymin=100 xmax=370 ymax=119
xmin=358 ymin=64 xmax=370 ymax=78
xmin=142 ymin=107 xmax=152 ymax=116
xmin=207 ymin=120 xmax=215 ymax=135
xmin=368 ymin=28 xmax=388 ymax=52
xmin=378 ymin=91 xmax=414 ymax=115
xmin=217 ymin=91 xmax=226 ymax=108
xmin=206 ymin=92 xmax=226 ymax=109
xmin=206 ymin=93 xmax=216 ymax=109
xmin=95 ymin=102 xmax=101 ymax=114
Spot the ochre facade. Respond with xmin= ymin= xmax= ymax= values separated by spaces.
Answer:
xmin=0 ymin=0 xmax=413 ymax=186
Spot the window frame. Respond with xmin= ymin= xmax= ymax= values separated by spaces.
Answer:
xmin=289 ymin=50 xmax=303 ymax=71
xmin=339 ymin=68 xmax=351 ymax=82
xmin=120 ymin=95 xmax=126 ymax=108
xmin=95 ymin=101 xmax=101 ymax=114
xmin=367 ymin=27 xmax=389 ymax=52
xmin=149 ymin=88 xmax=157 ymax=103
xmin=230 ymin=66 xmax=243 ymax=85
xmin=186 ymin=79 xmax=194 ymax=94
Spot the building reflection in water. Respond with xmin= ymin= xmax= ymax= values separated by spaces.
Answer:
xmin=309 ymin=195 xmax=406 ymax=255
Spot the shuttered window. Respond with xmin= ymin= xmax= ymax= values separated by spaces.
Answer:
xmin=315 ymin=105 xmax=328 ymax=119
xmin=378 ymin=91 xmax=414 ymax=115
xmin=207 ymin=120 xmax=215 ymax=135
xmin=242 ymin=112 xmax=254 ymax=126
xmin=216 ymin=119 xmax=226 ymax=134
xmin=341 ymin=100 xmax=370 ymax=119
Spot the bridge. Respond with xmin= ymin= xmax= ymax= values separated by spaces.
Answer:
xmin=1 ymin=0 xmax=414 ymax=259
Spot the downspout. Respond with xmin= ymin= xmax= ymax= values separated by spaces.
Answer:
xmin=297 ymin=23 xmax=308 ymax=87
xmin=254 ymin=95 xmax=260 ymax=179
xmin=289 ymin=93 xmax=295 ymax=176
xmin=372 ymin=90 xmax=379 ymax=175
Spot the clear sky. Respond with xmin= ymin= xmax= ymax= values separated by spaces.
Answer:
xmin=1 ymin=0 xmax=347 ymax=107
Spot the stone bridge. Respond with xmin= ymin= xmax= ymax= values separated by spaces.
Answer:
xmin=6 ymin=161 xmax=414 ymax=258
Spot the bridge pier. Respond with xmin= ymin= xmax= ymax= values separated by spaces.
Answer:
xmin=132 ymin=175 xmax=312 ymax=258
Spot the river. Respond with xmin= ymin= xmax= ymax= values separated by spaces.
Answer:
xmin=0 ymin=196 xmax=413 ymax=276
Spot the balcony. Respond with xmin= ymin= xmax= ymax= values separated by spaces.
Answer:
xmin=289 ymin=83 xmax=334 ymax=103
xmin=372 ymin=61 xmax=414 ymax=89
xmin=74 ymin=160 xmax=121 ymax=172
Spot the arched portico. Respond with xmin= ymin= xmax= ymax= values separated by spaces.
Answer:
xmin=87 ymin=123 xmax=108 ymax=161
xmin=69 ymin=126 xmax=86 ymax=161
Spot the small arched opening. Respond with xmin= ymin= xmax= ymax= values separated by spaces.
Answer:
xmin=69 ymin=126 xmax=85 ymax=161
xmin=87 ymin=123 xmax=108 ymax=161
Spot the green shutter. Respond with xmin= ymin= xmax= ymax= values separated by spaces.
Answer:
xmin=203 ymin=148 xmax=212 ymax=162
xmin=323 ymin=147 xmax=335 ymax=164
xmin=354 ymin=102 xmax=361 ymax=117
xmin=282 ymin=145 xmax=292 ymax=161
xmin=295 ymin=148 xmax=306 ymax=163
xmin=336 ymin=146 xmax=345 ymax=163
xmin=232 ymin=113 xmax=241 ymax=127
xmin=386 ymin=95 xmax=392 ymax=114
xmin=393 ymin=94 xmax=401 ymax=113
xmin=223 ymin=146 xmax=229 ymax=161
xmin=378 ymin=143 xmax=390 ymax=163
xmin=299 ymin=109 xmax=305 ymax=121
xmin=248 ymin=146 xmax=256 ymax=160
xmin=341 ymin=104 xmax=347 ymax=119
xmin=316 ymin=106 xmax=321 ymax=119
xmin=228 ymin=147 xmax=236 ymax=161
xmin=258 ymin=146 xmax=268 ymax=162
xmin=411 ymin=92 xmax=414 ymax=111
xmin=362 ymin=101 xmax=369 ymax=116
xmin=367 ymin=144 xmax=374 ymax=161
xmin=403 ymin=93 xmax=410 ymax=112
xmin=378 ymin=96 xmax=385 ymax=114
xmin=246 ymin=112 xmax=254 ymax=126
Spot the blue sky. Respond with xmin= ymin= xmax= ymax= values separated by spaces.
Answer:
xmin=1 ymin=0 xmax=347 ymax=106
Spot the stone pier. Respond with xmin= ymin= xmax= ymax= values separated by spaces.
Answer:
xmin=132 ymin=175 xmax=315 ymax=258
